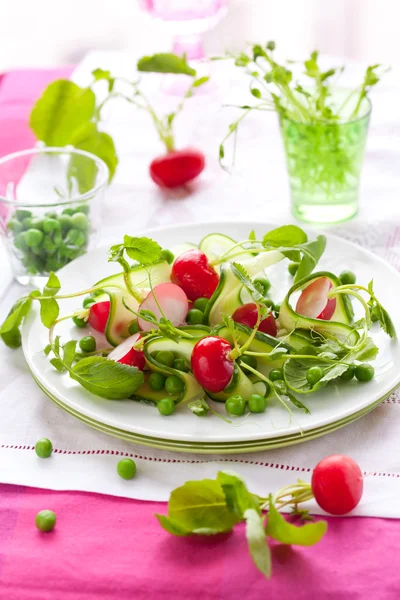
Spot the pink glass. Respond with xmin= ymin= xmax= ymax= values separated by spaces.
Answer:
xmin=140 ymin=0 xmax=228 ymax=59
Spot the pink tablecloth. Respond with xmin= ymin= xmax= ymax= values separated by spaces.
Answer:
xmin=1 ymin=67 xmax=400 ymax=600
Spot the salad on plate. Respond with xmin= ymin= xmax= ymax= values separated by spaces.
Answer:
xmin=1 ymin=225 xmax=395 ymax=421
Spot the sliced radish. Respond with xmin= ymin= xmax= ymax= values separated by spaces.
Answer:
xmin=138 ymin=283 xmax=189 ymax=333
xmin=296 ymin=277 xmax=337 ymax=321
xmin=108 ymin=333 xmax=145 ymax=370
xmin=88 ymin=301 xmax=111 ymax=333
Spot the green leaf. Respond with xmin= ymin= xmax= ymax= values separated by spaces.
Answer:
xmin=217 ymin=471 xmax=260 ymax=518
xmin=44 ymin=344 xmax=52 ymax=356
xmin=373 ymin=302 xmax=396 ymax=339
xmin=285 ymin=391 xmax=310 ymax=414
xmin=193 ymin=76 xmax=210 ymax=88
xmin=50 ymin=357 xmax=66 ymax=372
xmin=283 ymin=356 xmax=342 ymax=394
xmin=43 ymin=272 xmax=61 ymax=297
xmin=251 ymin=88 xmax=262 ymax=99
xmin=108 ymin=243 xmax=125 ymax=263
xmin=0 ymin=296 xmax=32 ymax=348
xmin=188 ymin=398 xmax=210 ymax=417
xmin=92 ymin=68 xmax=111 ymax=81
xmin=156 ymin=479 xmax=240 ymax=536
xmin=155 ymin=514 xmax=191 ymax=536
xmin=39 ymin=298 xmax=59 ymax=329
xmin=137 ymin=53 xmax=196 ymax=76
xmin=71 ymin=122 xmax=118 ymax=183
xmin=353 ymin=337 xmax=378 ymax=362
xmin=263 ymin=225 xmax=308 ymax=248
xmin=63 ymin=340 xmax=77 ymax=369
xmin=249 ymin=230 xmax=256 ymax=241
xmin=244 ymin=509 xmax=271 ymax=579
xmin=266 ymin=498 xmax=327 ymax=546
xmin=294 ymin=236 xmax=327 ymax=283
xmin=123 ymin=235 xmax=162 ymax=265
xmin=70 ymin=357 xmax=144 ymax=399
xmin=231 ymin=263 xmax=266 ymax=306
xmin=30 ymin=80 xmax=96 ymax=146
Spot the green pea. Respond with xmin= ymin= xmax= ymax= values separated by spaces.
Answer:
xmin=45 ymin=212 xmax=58 ymax=219
xmin=7 ymin=219 xmax=23 ymax=234
xmin=72 ymin=316 xmax=87 ymax=328
xmin=52 ymin=230 xmax=62 ymax=247
xmin=274 ymin=303 xmax=281 ymax=315
xmin=65 ymin=228 xmax=87 ymax=247
xmin=239 ymin=354 xmax=257 ymax=369
xmin=43 ymin=218 xmax=60 ymax=234
xmin=35 ymin=438 xmax=53 ymax=458
xmin=41 ymin=236 xmax=57 ymax=255
xmin=35 ymin=510 xmax=56 ymax=532
xmin=225 ymin=394 xmax=246 ymax=416
xmin=24 ymin=229 xmax=44 ymax=248
xmin=82 ymin=297 xmax=95 ymax=309
xmin=265 ymin=298 xmax=275 ymax=308
xmin=128 ymin=320 xmax=140 ymax=335
xmin=59 ymin=215 xmax=73 ymax=233
xmin=160 ymin=249 xmax=174 ymax=264
xmin=62 ymin=207 xmax=75 ymax=216
xmin=30 ymin=217 xmax=45 ymax=230
xmin=117 ymin=458 xmax=137 ymax=480
xmin=79 ymin=336 xmax=96 ymax=352
xmin=248 ymin=394 xmax=267 ymax=413
xmin=22 ymin=217 xmax=35 ymax=230
xmin=254 ymin=277 xmax=271 ymax=296
xmin=340 ymin=270 xmax=356 ymax=285
xmin=165 ymin=375 xmax=184 ymax=394
xmin=340 ymin=365 xmax=355 ymax=382
xmin=75 ymin=204 xmax=90 ymax=215
xmin=355 ymin=363 xmax=375 ymax=382
xmin=71 ymin=212 xmax=89 ymax=232
xmin=186 ymin=309 xmax=204 ymax=325
xmin=157 ymin=397 xmax=176 ymax=416
xmin=155 ymin=350 xmax=175 ymax=368
xmin=15 ymin=209 xmax=32 ymax=221
xmin=288 ymin=263 xmax=299 ymax=276
xmin=14 ymin=232 xmax=28 ymax=250
xmin=306 ymin=366 xmax=324 ymax=386
xmin=193 ymin=297 xmax=208 ymax=312
xmin=148 ymin=372 xmax=165 ymax=391
xmin=269 ymin=368 xmax=283 ymax=382
xmin=173 ymin=358 xmax=189 ymax=372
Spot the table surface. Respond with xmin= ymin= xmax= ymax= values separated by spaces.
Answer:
xmin=1 ymin=63 xmax=400 ymax=600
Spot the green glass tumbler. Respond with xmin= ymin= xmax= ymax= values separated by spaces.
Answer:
xmin=279 ymin=92 xmax=371 ymax=224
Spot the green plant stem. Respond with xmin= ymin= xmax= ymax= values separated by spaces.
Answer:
xmin=240 ymin=362 xmax=293 ymax=418
xmin=230 ymin=310 xmax=263 ymax=360
xmin=48 ymin=314 xmax=78 ymax=346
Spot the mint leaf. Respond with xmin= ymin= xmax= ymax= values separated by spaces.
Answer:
xmin=266 ymin=498 xmax=327 ymax=546
xmin=43 ymin=272 xmax=61 ymax=297
xmin=294 ymin=236 xmax=327 ymax=282
xmin=244 ymin=509 xmax=271 ymax=579
xmin=156 ymin=479 xmax=240 ymax=536
xmin=217 ymin=471 xmax=260 ymax=518
xmin=39 ymin=298 xmax=59 ymax=329
xmin=71 ymin=122 xmax=118 ymax=182
xmin=263 ymin=225 xmax=308 ymax=248
xmin=63 ymin=340 xmax=77 ymax=369
xmin=353 ymin=337 xmax=378 ymax=362
xmin=137 ymin=53 xmax=196 ymax=76
xmin=0 ymin=296 xmax=32 ymax=348
xmin=123 ymin=236 xmax=162 ymax=265
xmin=30 ymin=80 xmax=96 ymax=146
xmin=70 ymin=357 xmax=144 ymax=399
xmin=50 ymin=357 xmax=66 ymax=372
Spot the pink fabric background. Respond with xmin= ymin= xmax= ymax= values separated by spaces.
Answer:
xmin=1 ymin=67 xmax=400 ymax=599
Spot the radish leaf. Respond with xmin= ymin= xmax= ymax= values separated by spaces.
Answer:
xmin=137 ymin=53 xmax=196 ymax=76
xmin=266 ymin=497 xmax=327 ymax=546
xmin=244 ymin=509 xmax=271 ymax=579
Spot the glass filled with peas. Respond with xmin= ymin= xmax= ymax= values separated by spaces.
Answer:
xmin=0 ymin=147 xmax=108 ymax=285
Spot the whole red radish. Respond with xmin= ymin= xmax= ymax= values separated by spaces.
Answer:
xmin=232 ymin=303 xmax=277 ymax=337
xmin=191 ymin=336 xmax=234 ymax=393
xmin=108 ymin=333 xmax=145 ymax=370
xmin=150 ymin=148 xmax=205 ymax=189
xmin=296 ymin=277 xmax=336 ymax=321
xmin=88 ymin=301 xmax=110 ymax=334
xmin=138 ymin=282 xmax=189 ymax=332
xmin=311 ymin=454 xmax=363 ymax=515
xmin=171 ymin=249 xmax=219 ymax=301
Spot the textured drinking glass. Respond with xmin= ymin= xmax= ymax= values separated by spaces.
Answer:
xmin=279 ymin=90 xmax=371 ymax=224
xmin=0 ymin=147 xmax=108 ymax=285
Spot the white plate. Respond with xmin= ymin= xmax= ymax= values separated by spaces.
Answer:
xmin=22 ymin=221 xmax=400 ymax=447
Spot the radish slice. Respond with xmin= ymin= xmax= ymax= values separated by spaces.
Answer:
xmin=296 ymin=277 xmax=336 ymax=321
xmin=138 ymin=283 xmax=189 ymax=333
xmin=108 ymin=333 xmax=145 ymax=370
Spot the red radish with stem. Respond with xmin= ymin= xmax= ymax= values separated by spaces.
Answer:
xmin=108 ymin=333 xmax=145 ymax=370
xmin=191 ymin=336 xmax=234 ymax=393
xmin=171 ymin=249 xmax=219 ymax=301
xmin=138 ymin=282 xmax=189 ymax=332
xmin=296 ymin=277 xmax=336 ymax=321
xmin=88 ymin=301 xmax=110 ymax=334
xmin=312 ymin=454 xmax=363 ymax=515
xmin=150 ymin=149 xmax=205 ymax=189
xmin=232 ymin=303 xmax=277 ymax=337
